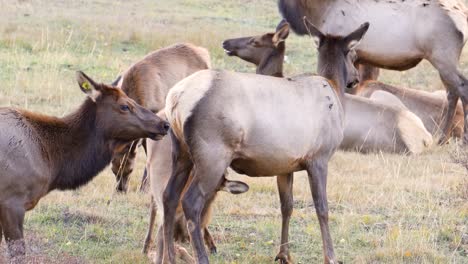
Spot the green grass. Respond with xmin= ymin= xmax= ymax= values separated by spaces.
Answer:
xmin=0 ymin=0 xmax=467 ymax=263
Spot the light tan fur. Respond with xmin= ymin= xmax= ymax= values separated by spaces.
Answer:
xmin=143 ymin=114 xmax=248 ymax=261
xmin=119 ymin=43 xmax=211 ymax=112
xmin=111 ymin=43 xmax=211 ymax=192
xmin=279 ymin=0 xmax=468 ymax=143
xmin=165 ymin=70 xmax=216 ymax=143
xmin=223 ymin=25 xmax=432 ymax=154
xmin=354 ymin=81 xmax=464 ymax=140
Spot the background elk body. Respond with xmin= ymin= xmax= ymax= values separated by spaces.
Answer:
xmin=279 ymin=0 xmax=468 ymax=143
xmin=352 ymin=81 xmax=465 ymax=140
xmin=162 ymin=22 xmax=371 ymax=264
xmin=222 ymin=21 xmax=432 ymax=154
xmin=112 ymin=43 xmax=211 ymax=192
xmin=0 ymin=72 xmax=169 ymax=258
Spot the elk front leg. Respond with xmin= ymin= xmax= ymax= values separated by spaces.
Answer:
xmin=439 ymin=89 xmax=459 ymax=144
xmin=203 ymin=228 xmax=217 ymax=254
xmin=143 ymin=196 xmax=157 ymax=254
xmin=140 ymin=139 xmax=150 ymax=192
xmin=112 ymin=140 xmax=138 ymax=192
xmin=0 ymin=203 xmax=26 ymax=258
xmin=162 ymin=133 xmax=193 ymax=264
xmin=306 ymin=158 xmax=337 ymax=264
xmin=275 ymin=173 xmax=294 ymax=264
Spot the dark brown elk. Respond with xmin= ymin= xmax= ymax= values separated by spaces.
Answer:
xmin=142 ymin=111 xmax=249 ymax=262
xmin=162 ymin=21 xmax=371 ymax=264
xmin=279 ymin=0 xmax=468 ymax=144
xmin=111 ymin=43 xmax=211 ymax=192
xmin=0 ymin=71 xmax=169 ymax=259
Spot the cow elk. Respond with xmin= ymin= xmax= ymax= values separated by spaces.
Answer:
xmin=162 ymin=21 xmax=371 ymax=264
xmin=279 ymin=0 xmax=468 ymax=143
xmin=222 ymin=20 xmax=432 ymax=154
xmin=351 ymin=81 xmax=465 ymax=141
xmin=0 ymin=71 xmax=169 ymax=259
xmin=112 ymin=43 xmax=211 ymax=192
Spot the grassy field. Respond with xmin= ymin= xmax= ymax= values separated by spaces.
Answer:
xmin=0 ymin=0 xmax=467 ymax=263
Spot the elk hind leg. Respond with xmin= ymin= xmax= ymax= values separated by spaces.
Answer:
xmin=306 ymin=157 xmax=337 ymax=264
xmin=182 ymin=156 xmax=230 ymax=264
xmin=275 ymin=173 xmax=294 ymax=264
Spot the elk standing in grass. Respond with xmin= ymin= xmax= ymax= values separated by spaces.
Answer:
xmin=112 ymin=43 xmax=211 ymax=192
xmin=162 ymin=21 xmax=371 ymax=264
xmin=142 ymin=111 xmax=249 ymax=262
xmin=0 ymin=72 xmax=169 ymax=259
xmin=220 ymin=21 xmax=432 ymax=263
xmin=279 ymin=0 xmax=468 ymax=143
xmin=222 ymin=21 xmax=432 ymax=154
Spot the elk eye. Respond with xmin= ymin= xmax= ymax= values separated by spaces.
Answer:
xmin=120 ymin=105 xmax=130 ymax=111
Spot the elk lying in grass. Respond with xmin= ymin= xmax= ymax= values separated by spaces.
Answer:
xmin=0 ymin=72 xmax=169 ymax=259
xmin=112 ymin=43 xmax=211 ymax=192
xmin=142 ymin=111 xmax=249 ymax=262
xmin=350 ymin=81 xmax=465 ymax=141
xmin=279 ymin=0 xmax=468 ymax=143
xmin=222 ymin=21 xmax=432 ymax=154
xmin=162 ymin=21 xmax=371 ymax=264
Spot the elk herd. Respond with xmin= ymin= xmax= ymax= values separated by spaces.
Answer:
xmin=1 ymin=0 xmax=468 ymax=263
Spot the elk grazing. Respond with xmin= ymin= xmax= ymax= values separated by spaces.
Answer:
xmin=162 ymin=21 xmax=371 ymax=264
xmin=112 ymin=43 xmax=211 ymax=192
xmin=279 ymin=0 xmax=468 ymax=143
xmin=0 ymin=71 xmax=169 ymax=259
xmin=142 ymin=111 xmax=249 ymax=262
xmin=222 ymin=21 xmax=432 ymax=154
xmin=350 ymin=81 xmax=465 ymax=140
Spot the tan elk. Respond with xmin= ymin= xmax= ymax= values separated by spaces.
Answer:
xmin=112 ymin=43 xmax=211 ymax=192
xmin=350 ymin=81 xmax=465 ymax=140
xmin=279 ymin=0 xmax=468 ymax=143
xmin=222 ymin=21 xmax=432 ymax=154
xmin=162 ymin=21 xmax=372 ymax=264
xmin=142 ymin=111 xmax=249 ymax=262
xmin=0 ymin=72 xmax=169 ymax=259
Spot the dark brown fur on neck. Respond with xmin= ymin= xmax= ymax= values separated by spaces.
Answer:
xmin=0 ymin=71 xmax=169 ymax=258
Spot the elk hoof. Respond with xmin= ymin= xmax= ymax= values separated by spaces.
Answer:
xmin=209 ymin=245 xmax=217 ymax=254
xmin=438 ymin=135 xmax=450 ymax=145
xmin=274 ymin=252 xmax=292 ymax=264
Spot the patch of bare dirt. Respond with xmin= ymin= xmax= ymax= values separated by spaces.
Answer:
xmin=0 ymin=231 xmax=87 ymax=264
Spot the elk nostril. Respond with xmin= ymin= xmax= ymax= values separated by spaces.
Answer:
xmin=347 ymin=80 xmax=359 ymax=89
xmin=163 ymin=122 xmax=170 ymax=131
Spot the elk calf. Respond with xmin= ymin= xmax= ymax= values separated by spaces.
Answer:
xmin=111 ymin=43 xmax=211 ymax=192
xmin=0 ymin=72 xmax=169 ymax=259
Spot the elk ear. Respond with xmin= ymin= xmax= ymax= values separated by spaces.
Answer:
xmin=111 ymin=75 xmax=122 ymax=87
xmin=76 ymin=71 xmax=101 ymax=102
xmin=221 ymin=180 xmax=249 ymax=194
xmin=303 ymin=17 xmax=325 ymax=48
xmin=344 ymin=22 xmax=370 ymax=50
xmin=272 ymin=20 xmax=290 ymax=47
